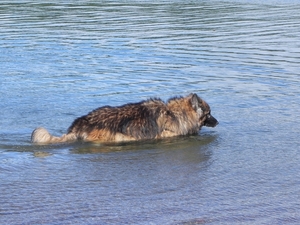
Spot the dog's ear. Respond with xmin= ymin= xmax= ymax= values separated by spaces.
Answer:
xmin=189 ymin=93 xmax=200 ymax=110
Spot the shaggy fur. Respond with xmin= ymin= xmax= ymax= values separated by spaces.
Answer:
xmin=31 ymin=93 xmax=218 ymax=144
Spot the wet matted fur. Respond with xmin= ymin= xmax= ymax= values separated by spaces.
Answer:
xmin=31 ymin=93 xmax=218 ymax=144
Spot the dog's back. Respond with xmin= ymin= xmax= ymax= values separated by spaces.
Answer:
xmin=67 ymin=98 xmax=170 ymax=142
xmin=32 ymin=98 xmax=172 ymax=143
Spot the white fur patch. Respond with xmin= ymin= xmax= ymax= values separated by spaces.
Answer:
xmin=197 ymin=108 xmax=203 ymax=116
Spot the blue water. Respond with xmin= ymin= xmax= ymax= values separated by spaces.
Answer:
xmin=1 ymin=1 xmax=300 ymax=224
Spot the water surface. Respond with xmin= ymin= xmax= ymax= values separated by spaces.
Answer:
xmin=1 ymin=1 xmax=300 ymax=224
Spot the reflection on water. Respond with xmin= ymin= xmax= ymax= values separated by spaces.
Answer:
xmin=1 ymin=0 xmax=300 ymax=224
xmin=71 ymin=134 xmax=217 ymax=154
xmin=0 ymin=135 xmax=215 ymax=225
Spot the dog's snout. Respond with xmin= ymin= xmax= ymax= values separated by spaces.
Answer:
xmin=204 ymin=115 xmax=218 ymax=127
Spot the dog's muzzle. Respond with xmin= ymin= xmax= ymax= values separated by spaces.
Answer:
xmin=204 ymin=115 xmax=218 ymax=127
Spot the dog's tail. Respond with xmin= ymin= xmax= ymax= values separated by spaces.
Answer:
xmin=31 ymin=127 xmax=77 ymax=144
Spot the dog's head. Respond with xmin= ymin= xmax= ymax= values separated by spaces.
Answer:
xmin=189 ymin=93 xmax=218 ymax=128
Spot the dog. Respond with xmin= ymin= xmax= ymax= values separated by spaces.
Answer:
xmin=31 ymin=93 xmax=218 ymax=144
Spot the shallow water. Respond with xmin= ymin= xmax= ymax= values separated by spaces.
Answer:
xmin=1 ymin=1 xmax=300 ymax=224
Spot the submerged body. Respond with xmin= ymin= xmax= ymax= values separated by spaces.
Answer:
xmin=31 ymin=93 xmax=218 ymax=144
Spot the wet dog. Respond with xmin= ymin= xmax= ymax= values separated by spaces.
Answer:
xmin=31 ymin=93 xmax=218 ymax=144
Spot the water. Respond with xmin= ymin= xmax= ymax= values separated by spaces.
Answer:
xmin=1 ymin=1 xmax=300 ymax=224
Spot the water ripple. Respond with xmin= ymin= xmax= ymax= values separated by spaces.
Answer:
xmin=1 ymin=1 xmax=300 ymax=224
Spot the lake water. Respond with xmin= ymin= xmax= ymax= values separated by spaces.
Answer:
xmin=1 ymin=1 xmax=300 ymax=224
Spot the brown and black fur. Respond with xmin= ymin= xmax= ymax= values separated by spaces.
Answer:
xmin=31 ymin=93 xmax=218 ymax=144
xmin=161 ymin=94 xmax=218 ymax=138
